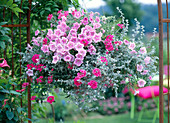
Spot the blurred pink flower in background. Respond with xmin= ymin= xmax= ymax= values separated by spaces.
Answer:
xmin=0 ymin=58 xmax=10 ymax=68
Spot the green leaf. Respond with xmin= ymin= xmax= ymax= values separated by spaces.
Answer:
xmin=6 ymin=111 xmax=14 ymax=120
xmin=12 ymin=7 xmax=24 ymax=13
xmin=0 ymin=41 xmax=5 ymax=49
xmin=0 ymin=94 xmax=5 ymax=101
xmin=40 ymin=10 xmax=45 ymax=16
xmin=0 ymin=109 xmax=1 ymax=113
xmin=45 ymin=8 xmax=51 ymax=12
xmin=0 ymin=89 xmax=9 ymax=94
xmin=17 ymin=107 xmax=24 ymax=113
xmin=10 ymin=90 xmax=21 ymax=95
xmin=1 ymin=35 xmax=11 ymax=42
xmin=0 ymin=22 xmax=8 ymax=26
xmin=14 ymin=116 xmax=18 ymax=121
xmin=7 ymin=0 xmax=13 ymax=7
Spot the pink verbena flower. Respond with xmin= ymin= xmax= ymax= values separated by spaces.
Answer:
xmin=48 ymin=76 xmax=53 ymax=84
xmin=31 ymin=96 xmax=36 ymax=101
xmin=26 ymin=64 xmax=34 ymax=70
xmin=88 ymin=80 xmax=98 ymax=89
xmin=74 ymin=76 xmax=82 ymax=87
xmin=92 ymin=68 xmax=101 ymax=77
xmin=47 ymin=96 xmax=55 ymax=104
xmin=80 ymin=39 xmax=89 ymax=46
xmin=144 ymin=56 xmax=151 ymax=65
xmin=32 ymin=54 xmax=40 ymax=63
xmin=117 ymin=23 xmax=124 ymax=29
xmin=36 ymin=76 xmax=43 ymax=83
xmin=137 ymin=79 xmax=146 ymax=87
xmin=100 ymin=56 xmax=108 ymax=65
xmin=47 ymin=14 xmax=53 ymax=21
xmin=22 ymin=82 xmax=29 ymax=88
xmin=43 ymin=38 xmax=48 ymax=45
xmin=137 ymin=64 xmax=143 ymax=72
xmin=140 ymin=47 xmax=147 ymax=54
xmin=77 ymin=69 xmax=86 ymax=78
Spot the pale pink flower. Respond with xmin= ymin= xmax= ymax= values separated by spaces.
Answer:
xmin=35 ymin=30 xmax=40 ymax=36
xmin=140 ymin=47 xmax=147 ymax=54
xmin=128 ymin=42 xmax=136 ymax=50
xmin=56 ymin=44 xmax=63 ymax=52
xmin=78 ymin=33 xmax=86 ymax=39
xmin=47 ymin=29 xmax=53 ymax=36
xmin=54 ymin=29 xmax=63 ymax=37
xmin=130 ymin=50 xmax=137 ymax=54
xmin=70 ymin=37 xmax=77 ymax=43
xmin=95 ymin=16 xmax=100 ymax=22
xmin=137 ymin=79 xmax=146 ymax=87
xmin=61 ymin=37 xmax=68 ymax=45
xmin=73 ymin=22 xmax=81 ymax=30
xmin=141 ymin=70 xmax=148 ymax=75
xmin=144 ymin=56 xmax=151 ymax=65
xmin=93 ymin=33 xmax=102 ymax=43
xmin=74 ymin=11 xmax=81 ymax=19
xmin=67 ymin=41 xmax=75 ymax=49
xmin=75 ymin=42 xmax=84 ymax=51
xmin=64 ymin=55 xmax=72 ymax=62
xmin=88 ymin=44 xmax=96 ymax=55
xmin=49 ymin=42 xmax=56 ymax=52
xmin=26 ymin=69 xmax=33 ymax=76
xmin=92 ymin=68 xmax=101 ymax=77
xmin=137 ymin=64 xmax=143 ymax=72
xmin=74 ymin=58 xmax=83 ymax=66
xmin=78 ymin=49 xmax=87 ymax=57
xmin=75 ymin=53 xmax=84 ymax=60
xmin=93 ymin=22 xmax=101 ymax=29
xmin=123 ymin=39 xmax=130 ymax=45
xmin=41 ymin=45 xmax=49 ymax=53
xmin=52 ymin=55 xmax=59 ymax=64
xmin=90 ymin=30 xmax=96 ymax=37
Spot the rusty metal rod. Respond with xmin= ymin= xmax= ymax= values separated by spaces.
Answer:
xmin=166 ymin=0 xmax=170 ymax=122
xmin=157 ymin=0 xmax=164 ymax=123
xmin=27 ymin=0 xmax=32 ymax=122
xmin=2 ymin=24 xmax=29 ymax=27
xmin=11 ymin=1 xmax=14 ymax=78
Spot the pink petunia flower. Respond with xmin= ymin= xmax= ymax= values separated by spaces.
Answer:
xmin=75 ymin=42 xmax=84 ymax=51
xmin=35 ymin=30 xmax=40 ymax=36
xmin=144 ymin=56 xmax=151 ymax=65
xmin=74 ymin=11 xmax=81 ymax=19
xmin=74 ymin=58 xmax=83 ymax=66
xmin=141 ymin=70 xmax=148 ymax=75
xmin=92 ymin=68 xmax=101 ymax=77
xmin=93 ymin=33 xmax=102 ymax=43
xmin=137 ymin=64 xmax=143 ymax=72
xmin=52 ymin=55 xmax=59 ymax=64
xmin=140 ymin=47 xmax=147 ymax=54
xmin=64 ymin=55 xmax=72 ymax=62
xmin=149 ymin=76 xmax=152 ymax=80
xmin=78 ymin=49 xmax=87 ymax=57
xmin=41 ymin=45 xmax=49 ymax=53
xmin=49 ymin=42 xmax=56 ymax=52
xmin=137 ymin=79 xmax=146 ymax=87
xmin=88 ymin=80 xmax=98 ymax=89
xmin=22 ymin=82 xmax=29 ymax=88
xmin=123 ymin=39 xmax=130 ymax=45
xmin=128 ymin=42 xmax=136 ymax=50
xmin=67 ymin=41 xmax=75 ymax=49
xmin=47 ymin=96 xmax=55 ymax=104
xmin=75 ymin=53 xmax=84 ymax=60
xmin=0 ymin=58 xmax=10 ymax=68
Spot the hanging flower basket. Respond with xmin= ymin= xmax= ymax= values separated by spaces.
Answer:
xmin=21 ymin=7 xmax=158 ymax=110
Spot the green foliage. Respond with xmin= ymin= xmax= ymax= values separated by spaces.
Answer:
xmin=0 ymin=0 xmax=23 ymax=17
xmin=103 ymin=0 xmax=143 ymax=26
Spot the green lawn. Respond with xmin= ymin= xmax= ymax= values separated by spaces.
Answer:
xmin=37 ymin=110 xmax=170 ymax=123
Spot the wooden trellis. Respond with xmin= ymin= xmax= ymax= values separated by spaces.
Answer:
xmin=2 ymin=0 xmax=32 ymax=122
xmin=158 ymin=0 xmax=170 ymax=122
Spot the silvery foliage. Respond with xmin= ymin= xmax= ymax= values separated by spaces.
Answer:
xmin=20 ymin=7 xmax=158 ymax=111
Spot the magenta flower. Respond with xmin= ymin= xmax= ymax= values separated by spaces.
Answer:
xmin=144 ymin=56 xmax=151 ymax=65
xmin=88 ymin=80 xmax=98 ymax=89
xmin=74 ymin=76 xmax=82 ymax=87
xmin=36 ymin=76 xmax=43 ymax=83
xmin=100 ymin=56 xmax=108 ymax=65
xmin=74 ymin=11 xmax=81 ymax=19
xmin=74 ymin=58 xmax=83 ymax=66
xmin=93 ymin=22 xmax=101 ymax=29
xmin=82 ymin=17 xmax=89 ymax=25
xmin=77 ymin=69 xmax=86 ymax=78
xmin=149 ymin=76 xmax=152 ymax=80
xmin=47 ymin=96 xmax=55 ymax=104
xmin=137 ymin=64 xmax=143 ymax=72
xmin=47 ymin=14 xmax=53 ymax=21
xmin=140 ymin=47 xmax=147 ymax=54
xmin=52 ymin=55 xmax=59 ymax=64
xmin=32 ymin=54 xmax=40 ymax=63
xmin=31 ymin=96 xmax=36 ymax=101
xmin=80 ymin=39 xmax=89 ymax=46
xmin=137 ymin=79 xmax=146 ymax=87
xmin=0 ymin=58 xmax=10 ymax=68
xmin=64 ymin=55 xmax=72 ymax=62
xmin=48 ymin=76 xmax=53 ymax=84
xmin=26 ymin=69 xmax=33 ymax=76
xmin=128 ymin=42 xmax=136 ymax=50
xmin=22 ymin=82 xmax=29 ymax=88
xmin=92 ymin=68 xmax=101 ymax=77
xmin=117 ymin=23 xmax=124 ymax=29
xmin=41 ymin=45 xmax=49 ymax=53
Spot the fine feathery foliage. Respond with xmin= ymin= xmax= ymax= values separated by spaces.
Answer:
xmin=20 ymin=7 xmax=158 ymax=111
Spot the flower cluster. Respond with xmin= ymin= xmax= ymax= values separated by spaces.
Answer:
xmin=21 ymin=8 xmax=157 ymax=109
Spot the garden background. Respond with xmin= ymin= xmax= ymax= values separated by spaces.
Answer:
xmin=0 ymin=0 xmax=169 ymax=123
